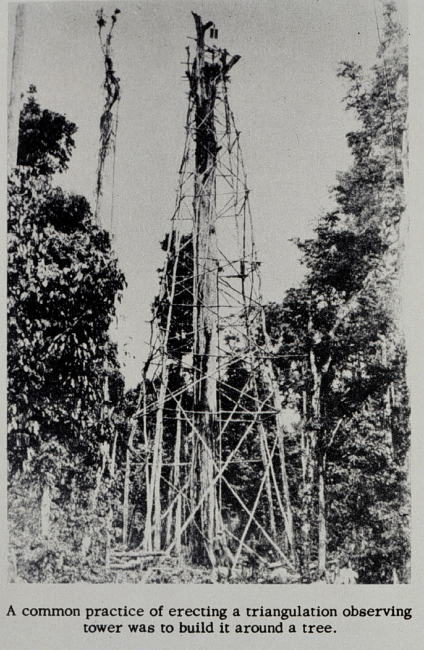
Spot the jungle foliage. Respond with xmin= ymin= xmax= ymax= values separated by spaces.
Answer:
xmin=8 ymin=4 xmax=409 ymax=583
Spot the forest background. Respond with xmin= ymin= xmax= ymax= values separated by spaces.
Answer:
xmin=6 ymin=0 xmax=423 ymax=587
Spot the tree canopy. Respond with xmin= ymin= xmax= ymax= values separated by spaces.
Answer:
xmin=17 ymin=87 xmax=77 ymax=175
xmin=263 ymin=1 xmax=409 ymax=582
xmin=8 ymin=90 xmax=126 ymax=581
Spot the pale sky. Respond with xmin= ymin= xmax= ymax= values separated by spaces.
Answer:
xmin=8 ymin=0 xmax=408 ymax=388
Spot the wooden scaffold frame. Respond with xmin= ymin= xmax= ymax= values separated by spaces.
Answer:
xmin=124 ymin=13 xmax=296 ymax=577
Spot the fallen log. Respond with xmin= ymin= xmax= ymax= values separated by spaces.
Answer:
xmin=112 ymin=550 xmax=167 ymax=558
xmin=109 ymin=561 xmax=142 ymax=570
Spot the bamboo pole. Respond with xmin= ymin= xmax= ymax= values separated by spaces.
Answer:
xmin=151 ymin=366 xmax=167 ymax=551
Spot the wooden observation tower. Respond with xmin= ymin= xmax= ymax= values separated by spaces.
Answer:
xmin=133 ymin=14 xmax=295 ymax=572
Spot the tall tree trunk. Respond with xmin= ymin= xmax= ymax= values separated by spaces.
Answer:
xmin=300 ymin=431 xmax=315 ymax=581
xmin=300 ymin=348 xmax=322 ymax=581
xmin=41 ymin=483 xmax=51 ymax=538
xmin=189 ymin=13 xmax=220 ymax=565
xmin=381 ymin=338 xmax=394 ymax=456
xmin=123 ymin=415 xmax=138 ymax=546
xmin=141 ymin=380 xmax=152 ymax=550
xmin=8 ymin=4 xmax=26 ymax=174
xmin=317 ymin=462 xmax=326 ymax=578
xmin=122 ymin=446 xmax=132 ymax=547
xmin=309 ymin=347 xmax=331 ymax=579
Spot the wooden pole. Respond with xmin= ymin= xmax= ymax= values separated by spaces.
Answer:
xmin=141 ymin=377 xmax=152 ymax=550
xmin=123 ymin=421 xmax=136 ymax=546
xmin=174 ymin=403 xmax=182 ymax=557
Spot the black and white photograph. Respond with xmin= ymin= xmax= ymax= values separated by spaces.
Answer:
xmin=6 ymin=0 xmax=415 ymax=597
